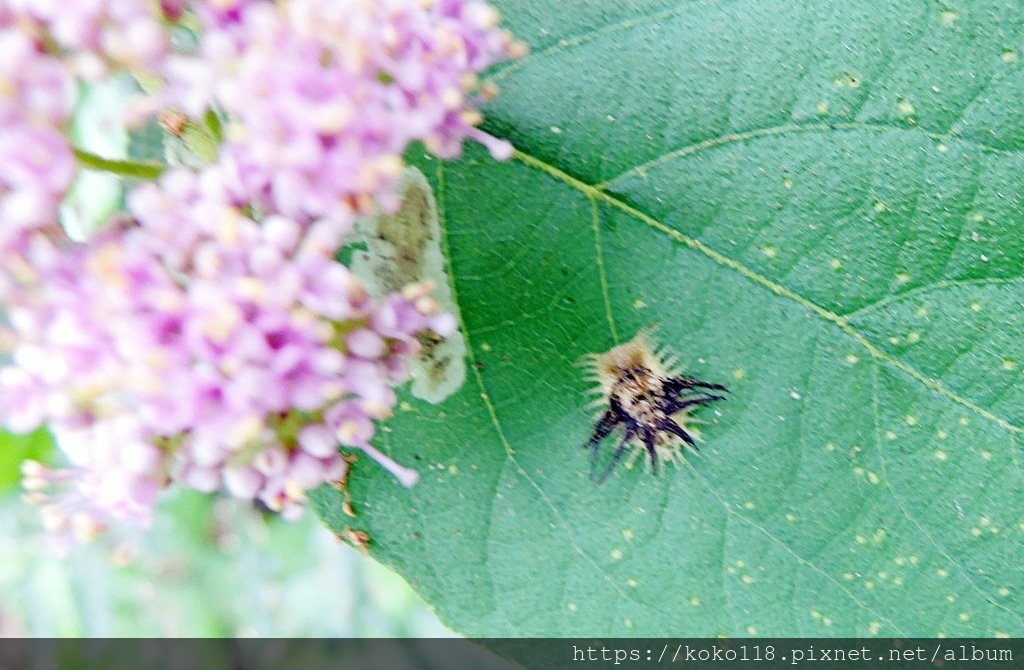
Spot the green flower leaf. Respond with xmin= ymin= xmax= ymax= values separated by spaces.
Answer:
xmin=0 ymin=428 xmax=54 ymax=493
xmin=314 ymin=0 xmax=1024 ymax=636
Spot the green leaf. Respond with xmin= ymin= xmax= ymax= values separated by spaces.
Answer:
xmin=314 ymin=0 xmax=1024 ymax=636
xmin=0 ymin=428 xmax=54 ymax=492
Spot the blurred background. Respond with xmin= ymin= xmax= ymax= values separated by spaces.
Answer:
xmin=2 ymin=428 xmax=453 ymax=636
xmin=0 ymin=481 xmax=455 ymax=637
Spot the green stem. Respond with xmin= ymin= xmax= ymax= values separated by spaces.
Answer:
xmin=72 ymin=148 xmax=166 ymax=180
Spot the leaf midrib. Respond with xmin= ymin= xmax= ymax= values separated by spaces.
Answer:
xmin=514 ymin=147 xmax=1023 ymax=437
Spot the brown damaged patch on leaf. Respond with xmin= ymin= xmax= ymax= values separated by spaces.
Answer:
xmin=331 ymin=452 xmax=360 ymax=517
xmin=337 ymin=528 xmax=371 ymax=555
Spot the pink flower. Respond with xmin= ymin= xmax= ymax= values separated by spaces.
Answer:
xmin=4 ymin=168 xmax=451 ymax=546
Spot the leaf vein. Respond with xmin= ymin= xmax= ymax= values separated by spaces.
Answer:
xmin=870 ymin=359 xmax=1024 ymax=633
xmin=590 ymin=196 xmax=618 ymax=343
xmin=600 ymin=122 xmax=1024 ymax=190
xmin=687 ymin=457 xmax=906 ymax=635
xmin=841 ymin=276 xmax=1024 ymax=320
xmin=491 ymin=1 xmax=702 ymax=79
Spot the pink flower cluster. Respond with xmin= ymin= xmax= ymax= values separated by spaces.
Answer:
xmin=166 ymin=0 xmax=525 ymax=228
xmin=7 ymin=0 xmax=174 ymax=78
xmin=0 ymin=21 xmax=76 ymax=281
xmin=0 ymin=0 xmax=522 ymax=547
xmin=12 ymin=168 xmax=453 ymax=546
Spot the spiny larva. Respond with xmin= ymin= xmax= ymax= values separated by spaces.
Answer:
xmin=581 ymin=329 xmax=727 ymax=481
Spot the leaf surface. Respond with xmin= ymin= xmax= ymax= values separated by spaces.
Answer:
xmin=314 ymin=0 xmax=1024 ymax=636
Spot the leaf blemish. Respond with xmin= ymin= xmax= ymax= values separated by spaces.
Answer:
xmin=351 ymin=167 xmax=467 ymax=403
xmin=833 ymin=72 xmax=862 ymax=88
